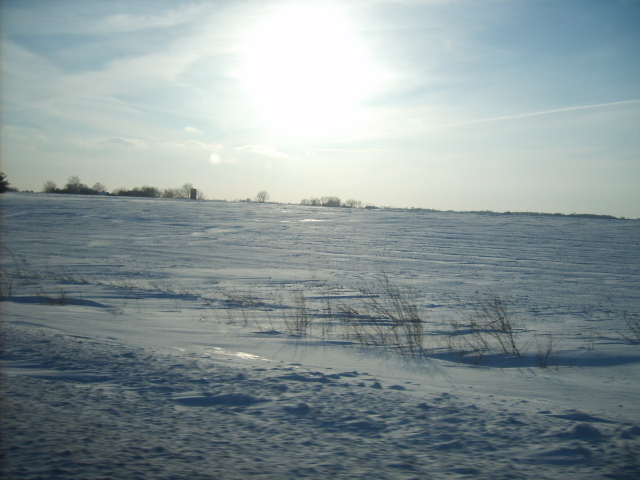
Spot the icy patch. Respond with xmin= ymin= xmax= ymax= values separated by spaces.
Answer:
xmin=203 ymin=346 xmax=272 ymax=362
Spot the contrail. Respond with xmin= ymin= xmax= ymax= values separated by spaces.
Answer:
xmin=331 ymin=99 xmax=640 ymax=144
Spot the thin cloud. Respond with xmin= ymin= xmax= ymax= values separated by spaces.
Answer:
xmin=102 ymin=137 xmax=147 ymax=148
xmin=238 ymin=144 xmax=289 ymax=159
xmin=99 ymin=7 xmax=201 ymax=33
xmin=309 ymin=148 xmax=409 ymax=153
xmin=206 ymin=144 xmax=290 ymax=165
xmin=332 ymin=99 xmax=640 ymax=144
xmin=164 ymin=140 xmax=223 ymax=151
xmin=70 ymin=137 xmax=147 ymax=149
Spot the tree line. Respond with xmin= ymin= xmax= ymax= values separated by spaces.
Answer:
xmin=1 ymin=172 xmax=620 ymax=218
xmin=300 ymin=196 xmax=371 ymax=208
xmin=42 ymin=176 xmax=205 ymax=199
xmin=0 ymin=172 xmax=15 ymax=193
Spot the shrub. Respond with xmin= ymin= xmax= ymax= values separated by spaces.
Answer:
xmin=445 ymin=293 xmax=523 ymax=361
xmin=622 ymin=316 xmax=640 ymax=344
xmin=535 ymin=333 xmax=559 ymax=368
xmin=337 ymin=272 xmax=425 ymax=356
xmin=475 ymin=294 xmax=522 ymax=357
xmin=282 ymin=289 xmax=312 ymax=335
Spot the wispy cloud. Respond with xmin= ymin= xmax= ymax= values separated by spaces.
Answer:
xmin=209 ymin=144 xmax=290 ymax=165
xmin=238 ymin=144 xmax=289 ymax=159
xmin=1 ymin=3 xmax=205 ymax=36
xmin=70 ymin=137 xmax=148 ymax=149
xmin=332 ymin=99 xmax=640 ymax=144
xmin=98 ymin=6 xmax=203 ymax=33
xmin=164 ymin=140 xmax=223 ymax=150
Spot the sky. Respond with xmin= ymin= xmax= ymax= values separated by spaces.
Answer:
xmin=1 ymin=0 xmax=639 ymax=217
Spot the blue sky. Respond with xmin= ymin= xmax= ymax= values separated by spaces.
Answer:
xmin=1 ymin=0 xmax=639 ymax=216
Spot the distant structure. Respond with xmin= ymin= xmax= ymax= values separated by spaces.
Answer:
xmin=189 ymin=188 xmax=197 ymax=200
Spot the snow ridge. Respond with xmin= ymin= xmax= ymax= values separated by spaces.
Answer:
xmin=3 ymin=323 xmax=639 ymax=479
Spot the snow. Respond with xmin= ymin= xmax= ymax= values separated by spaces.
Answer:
xmin=2 ymin=192 xmax=639 ymax=479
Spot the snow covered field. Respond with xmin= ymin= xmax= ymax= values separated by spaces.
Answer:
xmin=2 ymin=192 xmax=640 ymax=479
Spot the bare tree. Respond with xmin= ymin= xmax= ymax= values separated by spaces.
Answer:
xmin=177 ymin=183 xmax=194 ymax=199
xmin=43 ymin=181 xmax=56 ymax=193
xmin=162 ymin=183 xmax=205 ymax=199
xmin=0 ymin=172 xmax=10 ymax=193
xmin=320 ymin=196 xmax=341 ymax=207
xmin=92 ymin=182 xmax=107 ymax=193
xmin=42 ymin=180 xmax=57 ymax=193
xmin=344 ymin=199 xmax=363 ymax=208
xmin=64 ymin=175 xmax=87 ymax=194
xmin=162 ymin=184 xmax=191 ymax=199
xmin=300 ymin=196 xmax=341 ymax=207
xmin=300 ymin=197 xmax=320 ymax=206
xmin=255 ymin=190 xmax=270 ymax=203
xmin=161 ymin=188 xmax=177 ymax=198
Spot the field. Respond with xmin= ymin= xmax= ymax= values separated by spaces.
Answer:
xmin=2 ymin=192 xmax=640 ymax=479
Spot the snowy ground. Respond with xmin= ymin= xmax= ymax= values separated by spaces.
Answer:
xmin=2 ymin=192 xmax=640 ymax=479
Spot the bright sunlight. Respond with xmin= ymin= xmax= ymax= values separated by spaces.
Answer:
xmin=242 ymin=5 xmax=380 ymax=137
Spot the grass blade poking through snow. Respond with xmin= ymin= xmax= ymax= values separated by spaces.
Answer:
xmin=339 ymin=272 xmax=426 ymax=357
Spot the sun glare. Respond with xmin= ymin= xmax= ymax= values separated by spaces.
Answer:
xmin=242 ymin=5 xmax=379 ymax=137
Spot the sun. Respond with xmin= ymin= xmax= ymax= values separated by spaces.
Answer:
xmin=242 ymin=5 xmax=379 ymax=137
